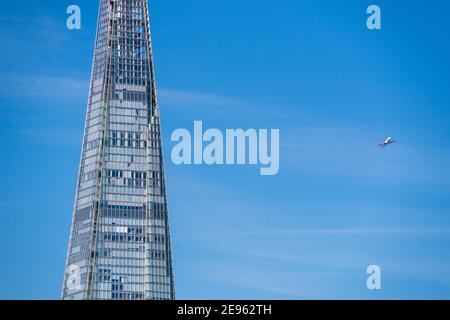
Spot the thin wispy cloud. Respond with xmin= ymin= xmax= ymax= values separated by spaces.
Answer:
xmin=196 ymin=263 xmax=341 ymax=298
xmin=17 ymin=127 xmax=83 ymax=147
xmin=158 ymin=88 xmax=242 ymax=108
xmin=0 ymin=201 xmax=55 ymax=207
xmin=170 ymin=169 xmax=450 ymax=299
xmin=0 ymin=73 xmax=243 ymax=110
xmin=0 ymin=75 xmax=89 ymax=102
xmin=189 ymin=227 xmax=450 ymax=238
xmin=281 ymin=124 xmax=450 ymax=189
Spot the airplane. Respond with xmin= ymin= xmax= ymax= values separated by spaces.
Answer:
xmin=377 ymin=137 xmax=395 ymax=148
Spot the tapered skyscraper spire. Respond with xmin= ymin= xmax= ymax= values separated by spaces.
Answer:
xmin=62 ymin=0 xmax=175 ymax=300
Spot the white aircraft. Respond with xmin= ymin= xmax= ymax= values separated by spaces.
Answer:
xmin=377 ymin=137 xmax=395 ymax=148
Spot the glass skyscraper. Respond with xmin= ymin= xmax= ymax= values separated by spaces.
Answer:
xmin=62 ymin=0 xmax=175 ymax=300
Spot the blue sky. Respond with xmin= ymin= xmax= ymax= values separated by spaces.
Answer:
xmin=1 ymin=0 xmax=450 ymax=299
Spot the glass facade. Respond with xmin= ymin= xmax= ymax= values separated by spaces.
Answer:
xmin=62 ymin=0 xmax=175 ymax=300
